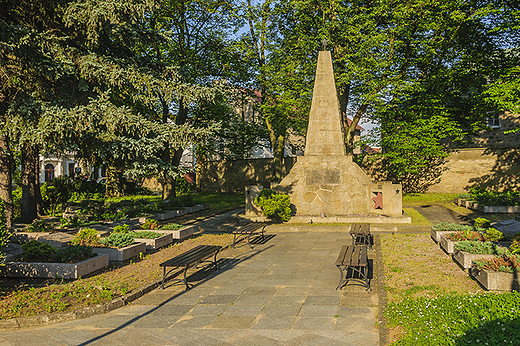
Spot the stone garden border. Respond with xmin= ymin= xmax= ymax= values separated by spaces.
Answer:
xmin=134 ymin=233 xmax=173 ymax=250
xmin=0 ymin=276 xmax=164 ymax=330
xmin=92 ymin=242 xmax=146 ymax=262
xmin=0 ymin=254 xmax=109 ymax=279
xmin=452 ymin=250 xmax=498 ymax=270
xmin=456 ymin=198 xmax=520 ymax=213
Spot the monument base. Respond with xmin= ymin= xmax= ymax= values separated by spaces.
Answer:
xmin=241 ymin=212 xmax=412 ymax=224
xmin=273 ymin=155 xmax=372 ymax=216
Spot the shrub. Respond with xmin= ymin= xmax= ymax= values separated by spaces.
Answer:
xmin=24 ymin=219 xmax=54 ymax=233
xmin=20 ymin=241 xmax=56 ymax=262
xmin=473 ymin=217 xmax=490 ymax=229
xmin=141 ymin=219 xmax=159 ymax=230
xmin=469 ymin=188 xmax=520 ymax=206
xmin=113 ymin=224 xmax=129 ymax=233
xmin=99 ymin=232 xmax=134 ymax=248
xmin=52 ymin=245 xmax=94 ymax=263
xmin=254 ymin=189 xmax=291 ymax=222
xmin=431 ymin=222 xmax=472 ymax=232
xmin=71 ymin=228 xmax=101 ymax=246
xmin=128 ymin=231 xmax=161 ymax=239
xmin=473 ymin=254 xmax=520 ymax=272
xmin=159 ymin=223 xmax=184 ymax=230
xmin=454 ymin=241 xmax=506 ymax=255
xmin=510 ymin=239 xmax=520 ymax=254
xmin=483 ymin=227 xmax=503 ymax=242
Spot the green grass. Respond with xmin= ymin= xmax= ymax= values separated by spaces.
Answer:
xmin=190 ymin=192 xmax=244 ymax=213
xmin=386 ymin=292 xmax=520 ymax=345
xmin=403 ymin=207 xmax=431 ymax=226
xmin=402 ymin=193 xmax=459 ymax=205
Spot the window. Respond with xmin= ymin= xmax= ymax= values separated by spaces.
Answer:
xmin=44 ymin=164 xmax=54 ymax=182
xmin=487 ymin=113 xmax=500 ymax=128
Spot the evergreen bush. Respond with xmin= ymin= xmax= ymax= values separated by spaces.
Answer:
xmin=99 ymin=233 xmax=134 ymax=248
xmin=0 ymin=200 xmax=9 ymax=262
xmin=254 ymin=189 xmax=291 ymax=222
xmin=20 ymin=241 xmax=57 ymax=262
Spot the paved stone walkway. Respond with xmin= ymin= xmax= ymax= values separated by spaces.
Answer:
xmin=0 ymin=231 xmax=379 ymax=346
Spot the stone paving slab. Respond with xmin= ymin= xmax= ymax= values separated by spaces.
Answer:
xmin=0 ymin=231 xmax=379 ymax=345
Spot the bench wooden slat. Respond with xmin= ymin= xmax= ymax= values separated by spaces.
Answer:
xmin=335 ymin=246 xmax=348 ymax=266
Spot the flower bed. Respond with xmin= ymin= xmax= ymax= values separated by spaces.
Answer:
xmin=430 ymin=223 xmax=472 ymax=243
xmin=0 ymin=254 xmax=109 ymax=279
xmin=452 ymin=240 xmax=507 ymax=269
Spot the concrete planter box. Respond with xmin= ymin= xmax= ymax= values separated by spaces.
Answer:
xmin=471 ymin=268 xmax=520 ymax=291
xmin=453 ymin=250 xmax=497 ymax=269
xmin=430 ymin=228 xmax=452 ymax=243
xmin=482 ymin=206 xmax=520 ymax=213
xmin=134 ymin=233 xmax=173 ymax=250
xmin=10 ymin=232 xmax=50 ymax=244
xmin=155 ymin=225 xmax=196 ymax=240
xmin=92 ymin=242 xmax=146 ymax=262
xmin=0 ymin=254 xmax=109 ymax=279
xmin=440 ymin=233 xmax=458 ymax=254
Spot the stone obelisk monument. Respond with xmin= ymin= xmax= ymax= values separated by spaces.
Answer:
xmin=274 ymin=51 xmax=372 ymax=216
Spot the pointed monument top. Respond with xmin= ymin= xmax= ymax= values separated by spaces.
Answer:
xmin=304 ymin=51 xmax=346 ymax=156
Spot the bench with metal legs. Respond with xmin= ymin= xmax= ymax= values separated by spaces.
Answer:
xmin=159 ymin=245 xmax=221 ymax=290
xmin=335 ymin=245 xmax=371 ymax=291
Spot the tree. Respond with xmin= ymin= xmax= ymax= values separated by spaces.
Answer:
xmin=0 ymin=0 xmax=222 ymax=228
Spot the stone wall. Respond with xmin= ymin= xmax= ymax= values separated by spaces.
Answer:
xmin=426 ymin=147 xmax=520 ymax=193
xmin=196 ymin=157 xmax=296 ymax=193
xmin=469 ymin=111 xmax=520 ymax=148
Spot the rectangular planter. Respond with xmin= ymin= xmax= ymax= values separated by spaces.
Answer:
xmin=440 ymin=233 xmax=458 ymax=254
xmin=430 ymin=228 xmax=452 ymax=243
xmin=155 ymin=225 xmax=196 ymax=240
xmin=482 ymin=206 xmax=520 ymax=213
xmin=92 ymin=242 xmax=146 ymax=262
xmin=134 ymin=233 xmax=173 ymax=250
xmin=453 ymin=250 xmax=497 ymax=269
xmin=470 ymin=268 xmax=520 ymax=291
xmin=0 ymin=254 xmax=109 ymax=279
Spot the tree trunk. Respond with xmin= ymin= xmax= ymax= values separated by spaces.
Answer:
xmin=0 ymin=135 xmax=13 ymax=231
xmin=162 ymin=99 xmax=189 ymax=200
xmin=21 ymin=142 xmax=39 ymax=223
xmin=266 ymin=118 xmax=285 ymax=182
xmin=105 ymin=164 xmax=125 ymax=197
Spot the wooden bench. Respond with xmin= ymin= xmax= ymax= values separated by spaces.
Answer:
xmin=349 ymin=223 xmax=372 ymax=249
xmin=159 ymin=245 xmax=221 ymax=290
xmin=335 ymin=245 xmax=371 ymax=291
xmin=232 ymin=222 xmax=267 ymax=249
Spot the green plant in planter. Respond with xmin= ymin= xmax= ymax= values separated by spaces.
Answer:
xmin=454 ymin=241 xmax=507 ymax=255
xmin=141 ymin=219 xmax=159 ymax=230
xmin=20 ymin=241 xmax=57 ymax=262
xmin=447 ymin=230 xmax=485 ymax=242
xmin=431 ymin=222 xmax=472 ymax=232
xmin=128 ymin=231 xmax=161 ymax=239
xmin=473 ymin=217 xmax=490 ymax=229
xmin=483 ymin=227 xmax=503 ymax=242
xmin=113 ymin=224 xmax=129 ymax=233
xmin=99 ymin=233 xmax=134 ymax=248
xmin=71 ymin=228 xmax=101 ymax=246
xmin=159 ymin=223 xmax=184 ymax=230
xmin=52 ymin=245 xmax=95 ymax=263
xmin=510 ymin=239 xmax=520 ymax=254
xmin=254 ymin=189 xmax=291 ymax=222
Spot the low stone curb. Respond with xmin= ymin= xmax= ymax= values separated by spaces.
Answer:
xmin=375 ymin=234 xmax=390 ymax=346
xmin=0 ymin=277 xmax=164 ymax=330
